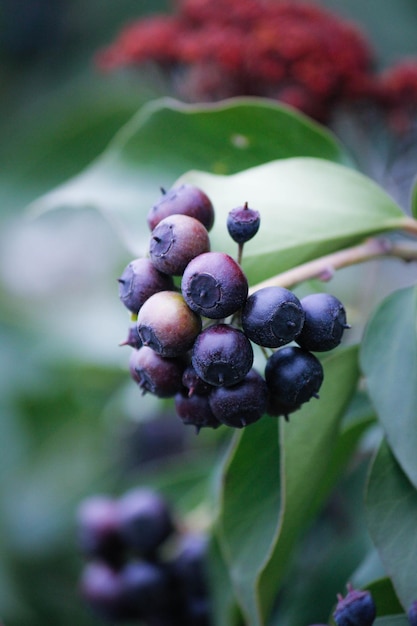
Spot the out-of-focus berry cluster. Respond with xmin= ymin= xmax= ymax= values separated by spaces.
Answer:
xmin=118 ymin=184 xmax=349 ymax=430
xmin=77 ymin=487 xmax=211 ymax=625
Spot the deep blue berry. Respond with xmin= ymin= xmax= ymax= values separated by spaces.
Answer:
xmin=209 ymin=368 xmax=268 ymax=428
xmin=192 ymin=324 xmax=254 ymax=387
xmin=76 ymin=495 xmax=124 ymax=566
xmin=242 ymin=286 xmax=305 ymax=347
xmin=265 ymin=346 xmax=323 ymax=408
xmin=227 ymin=201 xmax=260 ymax=244
xmin=408 ymin=600 xmax=417 ymax=626
xmin=296 ymin=292 xmax=349 ymax=352
xmin=80 ymin=561 xmax=133 ymax=622
xmin=181 ymin=251 xmax=248 ymax=319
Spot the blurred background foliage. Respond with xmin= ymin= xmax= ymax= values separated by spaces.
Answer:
xmin=0 ymin=1 xmax=417 ymax=625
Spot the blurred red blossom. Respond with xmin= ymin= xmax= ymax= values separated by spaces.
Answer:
xmin=95 ymin=0 xmax=376 ymax=122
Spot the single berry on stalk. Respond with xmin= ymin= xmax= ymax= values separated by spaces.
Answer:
xmin=242 ymin=286 xmax=305 ymax=348
xmin=209 ymin=368 xmax=268 ymax=428
xmin=117 ymin=488 xmax=175 ymax=557
xmin=147 ymin=184 xmax=215 ymax=232
xmin=175 ymin=391 xmax=221 ymax=431
xmin=333 ymin=584 xmax=376 ymax=626
xmin=137 ymin=291 xmax=202 ymax=357
xmin=181 ymin=251 xmax=248 ymax=319
xmin=149 ymin=213 xmax=210 ymax=276
xmin=265 ymin=346 xmax=323 ymax=408
xmin=129 ymin=346 xmax=186 ymax=398
xmin=192 ymin=324 xmax=254 ymax=387
xmin=296 ymin=292 xmax=349 ymax=351
xmin=227 ymin=201 xmax=260 ymax=244
xmin=117 ymin=257 xmax=174 ymax=314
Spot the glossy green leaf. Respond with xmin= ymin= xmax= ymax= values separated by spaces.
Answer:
xmin=366 ymin=438 xmax=417 ymax=611
xmin=28 ymin=96 xmax=352 ymax=255
xmin=217 ymin=347 xmax=359 ymax=626
xmin=257 ymin=346 xmax=360 ymax=623
xmin=216 ymin=417 xmax=281 ymax=626
xmin=180 ymin=160 xmax=406 ymax=285
xmin=360 ymin=286 xmax=417 ymax=489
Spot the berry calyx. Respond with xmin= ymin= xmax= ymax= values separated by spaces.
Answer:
xmin=147 ymin=184 xmax=215 ymax=232
xmin=242 ymin=286 xmax=305 ymax=348
xmin=149 ymin=214 xmax=210 ymax=276
xmin=227 ymin=201 xmax=260 ymax=244
xmin=181 ymin=251 xmax=248 ymax=319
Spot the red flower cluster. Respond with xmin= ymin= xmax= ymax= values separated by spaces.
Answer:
xmin=96 ymin=0 xmax=375 ymax=121
xmin=376 ymin=60 xmax=417 ymax=134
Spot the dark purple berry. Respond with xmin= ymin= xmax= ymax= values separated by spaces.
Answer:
xmin=182 ymin=364 xmax=214 ymax=397
xmin=129 ymin=346 xmax=186 ymax=398
xmin=117 ymin=488 xmax=175 ymax=557
xmin=174 ymin=391 xmax=221 ymax=431
xmin=76 ymin=495 xmax=123 ymax=566
xmin=265 ymin=346 xmax=323 ymax=407
xmin=80 ymin=561 xmax=132 ymax=622
xmin=147 ymin=184 xmax=215 ymax=232
xmin=137 ymin=291 xmax=202 ymax=357
xmin=333 ymin=584 xmax=376 ymax=626
xmin=296 ymin=292 xmax=349 ymax=352
xmin=192 ymin=324 xmax=253 ymax=387
xmin=149 ymin=214 xmax=210 ymax=276
xmin=181 ymin=251 xmax=248 ymax=319
xmin=408 ymin=600 xmax=417 ymax=626
xmin=119 ymin=323 xmax=142 ymax=349
xmin=118 ymin=257 xmax=174 ymax=315
xmin=209 ymin=369 xmax=268 ymax=428
xmin=227 ymin=201 xmax=260 ymax=244
xmin=242 ymin=286 xmax=305 ymax=347
xmin=266 ymin=394 xmax=301 ymax=421
xmin=171 ymin=533 xmax=209 ymax=600
xmin=120 ymin=560 xmax=172 ymax=621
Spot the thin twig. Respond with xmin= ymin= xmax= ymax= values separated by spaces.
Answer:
xmin=249 ymin=236 xmax=417 ymax=293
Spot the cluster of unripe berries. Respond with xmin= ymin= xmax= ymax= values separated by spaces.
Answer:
xmin=77 ymin=487 xmax=211 ymax=625
xmin=118 ymin=184 xmax=350 ymax=430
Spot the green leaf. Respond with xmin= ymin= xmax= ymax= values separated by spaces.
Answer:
xmin=180 ymin=160 xmax=406 ymax=285
xmin=216 ymin=417 xmax=281 ymax=626
xmin=216 ymin=347 xmax=359 ymax=626
xmin=28 ymin=96 xmax=352 ymax=255
xmin=258 ymin=346 xmax=360 ymax=623
xmin=360 ymin=285 xmax=417 ymax=489
xmin=366 ymin=577 xmax=404 ymax=618
xmin=366 ymin=438 xmax=417 ymax=611
xmin=374 ymin=618 xmax=408 ymax=626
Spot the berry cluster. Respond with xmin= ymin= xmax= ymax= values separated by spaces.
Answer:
xmin=77 ymin=487 xmax=211 ymax=625
xmin=118 ymin=184 xmax=349 ymax=429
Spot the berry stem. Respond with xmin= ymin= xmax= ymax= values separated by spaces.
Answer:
xmin=249 ymin=235 xmax=417 ymax=293
xmin=237 ymin=242 xmax=244 ymax=265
